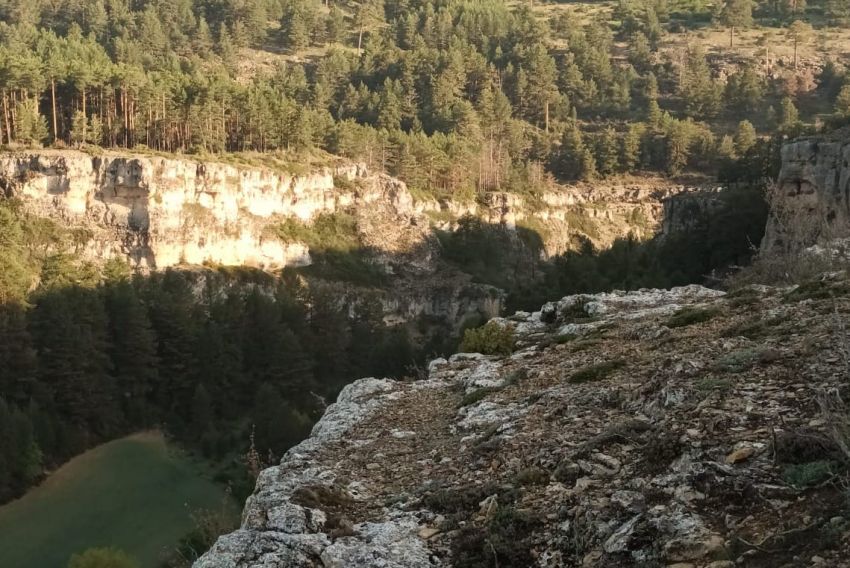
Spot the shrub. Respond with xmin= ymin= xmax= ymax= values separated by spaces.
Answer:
xmin=666 ymin=306 xmax=719 ymax=328
xmin=67 ymin=548 xmax=139 ymax=568
xmin=784 ymin=279 xmax=850 ymax=303
xmin=459 ymin=322 xmax=516 ymax=355
xmin=424 ymin=483 xmax=514 ymax=514
xmin=713 ymin=348 xmax=763 ymax=373
xmin=458 ymin=387 xmax=498 ymax=408
xmin=782 ymin=460 xmax=839 ymax=488
xmin=514 ymin=467 xmax=549 ymax=486
xmin=560 ymin=297 xmax=593 ymax=322
xmin=568 ymin=359 xmax=625 ymax=384
xmin=555 ymin=333 xmax=578 ymax=344
xmin=452 ymin=506 xmax=538 ymax=568
xmin=724 ymin=287 xmax=762 ymax=308
xmin=695 ymin=378 xmax=733 ymax=392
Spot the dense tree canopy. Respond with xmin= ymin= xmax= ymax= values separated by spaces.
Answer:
xmin=0 ymin=0 xmax=843 ymax=197
xmin=0 ymin=202 xmax=425 ymax=502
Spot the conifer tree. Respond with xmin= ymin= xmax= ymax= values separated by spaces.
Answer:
xmin=734 ymin=120 xmax=757 ymax=155
xmin=13 ymin=99 xmax=48 ymax=146
xmin=717 ymin=0 xmax=754 ymax=47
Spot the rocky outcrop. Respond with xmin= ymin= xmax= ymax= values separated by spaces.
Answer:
xmin=198 ymin=273 xmax=850 ymax=567
xmin=418 ymin=180 xmax=693 ymax=258
xmin=763 ymin=129 xmax=850 ymax=252
xmin=658 ymin=188 xmax=725 ymax=238
xmin=0 ymin=150 xmax=397 ymax=269
xmin=0 ymin=150 xmax=693 ymax=266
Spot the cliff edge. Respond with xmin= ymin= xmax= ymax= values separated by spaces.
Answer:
xmin=197 ymin=274 xmax=850 ymax=567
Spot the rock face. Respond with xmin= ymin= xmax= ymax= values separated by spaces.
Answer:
xmin=0 ymin=150 xmax=388 ymax=269
xmin=0 ymin=151 xmax=690 ymax=269
xmin=416 ymin=180 xmax=694 ymax=258
xmin=197 ymin=274 xmax=850 ymax=567
xmin=658 ymin=188 xmax=725 ymax=238
xmin=763 ymin=129 xmax=850 ymax=252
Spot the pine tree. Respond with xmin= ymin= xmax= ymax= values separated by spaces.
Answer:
xmin=717 ymin=134 xmax=736 ymax=160
xmin=70 ymin=111 xmax=88 ymax=147
xmin=377 ymin=78 xmax=402 ymax=131
xmin=189 ymin=383 xmax=214 ymax=439
xmin=104 ymin=279 xmax=159 ymax=425
xmin=13 ymin=99 xmax=48 ymax=146
xmin=679 ymin=47 xmax=721 ymax=118
xmin=786 ymin=20 xmax=812 ymax=70
xmin=195 ymin=17 xmax=214 ymax=52
xmin=553 ymin=124 xmax=597 ymax=181
xmin=281 ymin=0 xmax=312 ymax=51
xmin=621 ymin=123 xmax=646 ymax=172
xmin=835 ymin=84 xmax=850 ymax=117
xmin=665 ymin=120 xmax=691 ymax=175
xmin=825 ymin=0 xmax=850 ymax=24
xmin=717 ymin=0 xmax=754 ymax=47
xmin=725 ymin=65 xmax=764 ymax=114
xmin=594 ymin=127 xmax=620 ymax=176
xmin=733 ymin=120 xmax=757 ymax=155
xmin=779 ymin=96 xmax=800 ymax=131
xmin=31 ymin=287 xmax=119 ymax=440
xmin=0 ymin=303 xmax=37 ymax=407
xmin=326 ymin=7 xmax=346 ymax=45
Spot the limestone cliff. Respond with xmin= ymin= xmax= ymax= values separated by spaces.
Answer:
xmin=0 ymin=150 xmax=385 ymax=269
xmin=763 ymin=128 xmax=850 ymax=252
xmin=197 ymin=274 xmax=850 ymax=567
xmin=0 ymin=149 xmax=696 ymax=328
xmin=418 ymin=180 xmax=689 ymax=258
xmin=0 ymin=150 xmax=689 ymax=268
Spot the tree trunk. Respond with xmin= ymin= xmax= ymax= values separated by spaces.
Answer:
xmin=2 ymin=90 xmax=11 ymax=144
xmin=81 ymin=87 xmax=87 ymax=145
xmin=358 ymin=26 xmax=363 ymax=53
xmin=793 ymin=40 xmax=798 ymax=70
xmin=766 ymin=44 xmax=771 ymax=75
xmin=544 ymin=100 xmax=550 ymax=133
xmin=730 ymin=27 xmax=734 ymax=48
xmin=51 ymin=79 xmax=58 ymax=142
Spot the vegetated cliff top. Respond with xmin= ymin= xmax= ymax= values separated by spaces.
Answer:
xmin=0 ymin=146 xmax=353 ymax=177
xmin=197 ymin=272 xmax=850 ymax=568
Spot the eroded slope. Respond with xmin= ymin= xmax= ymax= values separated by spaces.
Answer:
xmin=205 ymin=277 xmax=850 ymax=567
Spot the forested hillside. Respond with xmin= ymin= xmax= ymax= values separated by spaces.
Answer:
xmin=0 ymin=0 xmax=848 ymax=200
xmin=0 ymin=0 xmax=849 ymax=563
xmin=0 ymin=199 xmax=419 ymax=506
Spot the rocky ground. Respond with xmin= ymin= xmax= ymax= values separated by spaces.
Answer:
xmin=197 ymin=272 xmax=850 ymax=568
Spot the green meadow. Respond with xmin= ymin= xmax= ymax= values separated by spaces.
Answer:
xmin=0 ymin=432 xmax=234 ymax=568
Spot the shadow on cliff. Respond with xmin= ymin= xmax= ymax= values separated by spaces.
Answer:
xmin=436 ymin=186 xmax=769 ymax=313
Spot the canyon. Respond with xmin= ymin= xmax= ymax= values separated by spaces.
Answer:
xmin=0 ymin=149 xmax=699 ymax=330
xmin=191 ymin=132 xmax=850 ymax=567
xmin=0 ymin=150 xmax=689 ymax=269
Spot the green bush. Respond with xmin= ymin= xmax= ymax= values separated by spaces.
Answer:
xmin=67 ymin=548 xmax=139 ymax=568
xmin=782 ymin=461 xmax=838 ymax=488
xmin=459 ymin=322 xmax=516 ymax=355
xmin=458 ymin=387 xmax=498 ymax=408
xmin=784 ymin=279 xmax=850 ymax=303
xmin=568 ymin=359 xmax=625 ymax=384
xmin=714 ymin=347 xmax=768 ymax=373
xmin=666 ymin=306 xmax=719 ymax=328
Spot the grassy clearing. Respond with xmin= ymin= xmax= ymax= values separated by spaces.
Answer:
xmin=0 ymin=432 xmax=234 ymax=568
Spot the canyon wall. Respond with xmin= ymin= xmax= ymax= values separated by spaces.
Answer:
xmin=763 ymin=128 xmax=850 ymax=252
xmin=0 ymin=151 xmax=383 ymax=269
xmin=0 ymin=149 xmax=697 ymax=328
xmin=0 ymin=150 xmax=692 ymax=269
